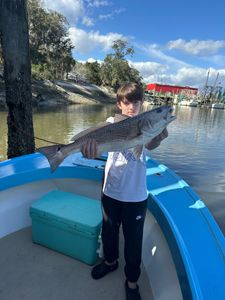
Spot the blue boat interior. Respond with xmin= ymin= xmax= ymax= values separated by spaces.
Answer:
xmin=0 ymin=152 xmax=225 ymax=299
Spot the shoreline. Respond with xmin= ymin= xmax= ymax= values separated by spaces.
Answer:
xmin=0 ymin=79 xmax=116 ymax=109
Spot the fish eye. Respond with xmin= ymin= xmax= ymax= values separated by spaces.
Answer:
xmin=57 ymin=147 xmax=61 ymax=152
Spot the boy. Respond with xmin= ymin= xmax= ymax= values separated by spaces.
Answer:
xmin=82 ymin=83 xmax=168 ymax=300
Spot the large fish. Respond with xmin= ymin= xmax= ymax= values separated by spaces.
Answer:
xmin=38 ymin=106 xmax=176 ymax=172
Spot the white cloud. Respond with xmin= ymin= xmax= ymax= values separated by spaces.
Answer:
xmin=167 ymin=67 xmax=208 ymax=87
xmin=167 ymin=39 xmax=225 ymax=56
xmin=43 ymin=0 xmax=116 ymax=26
xmin=88 ymin=0 xmax=111 ymax=7
xmin=68 ymin=26 xmax=126 ymax=53
xmin=140 ymin=44 xmax=190 ymax=68
xmin=129 ymin=61 xmax=168 ymax=77
xmin=127 ymin=59 xmax=225 ymax=89
xmin=99 ymin=8 xmax=125 ymax=20
xmin=146 ymin=67 xmax=204 ymax=87
xmin=43 ymin=0 xmax=84 ymax=24
xmin=78 ymin=57 xmax=103 ymax=64
xmin=202 ymin=54 xmax=225 ymax=66
xmin=82 ymin=16 xmax=94 ymax=26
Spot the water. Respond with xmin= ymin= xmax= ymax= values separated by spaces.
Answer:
xmin=0 ymin=104 xmax=225 ymax=234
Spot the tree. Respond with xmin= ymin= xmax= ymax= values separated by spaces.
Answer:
xmin=100 ymin=39 xmax=142 ymax=91
xmin=85 ymin=61 xmax=102 ymax=85
xmin=112 ymin=39 xmax=134 ymax=60
xmin=0 ymin=0 xmax=35 ymax=158
xmin=28 ymin=0 xmax=74 ymax=80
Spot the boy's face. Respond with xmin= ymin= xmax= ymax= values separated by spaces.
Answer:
xmin=117 ymin=98 xmax=143 ymax=117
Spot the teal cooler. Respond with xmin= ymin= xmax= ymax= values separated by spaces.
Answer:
xmin=30 ymin=190 xmax=102 ymax=265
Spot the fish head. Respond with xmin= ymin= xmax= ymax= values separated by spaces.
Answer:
xmin=155 ymin=105 xmax=175 ymax=124
xmin=139 ymin=106 xmax=176 ymax=137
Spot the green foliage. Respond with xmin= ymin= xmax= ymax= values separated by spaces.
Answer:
xmin=31 ymin=63 xmax=53 ymax=80
xmin=28 ymin=0 xmax=75 ymax=80
xmin=77 ymin=40 xmax=142 ymax=90
xmin=100 ymin=39 xmax=142 ymax=91
xmin=84 ymin=61 xmax=102 ymax=85
xmin=112 ymin=39 xmax=134 ymax=60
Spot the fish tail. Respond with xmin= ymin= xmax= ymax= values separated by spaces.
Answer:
xmin=38 ymin=144 xmax=65 ymax=173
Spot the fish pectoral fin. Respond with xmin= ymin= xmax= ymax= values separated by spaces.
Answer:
xmin=132 ymin=145 xmax=144 ymax=160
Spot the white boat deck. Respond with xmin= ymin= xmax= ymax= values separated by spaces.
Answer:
xmin=0 ymin=227 xmax=153 ymax=300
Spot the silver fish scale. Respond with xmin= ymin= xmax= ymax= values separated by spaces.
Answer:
xmin=74 ymin=118 xmax=139 ymax=146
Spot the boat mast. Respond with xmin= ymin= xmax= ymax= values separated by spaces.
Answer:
xmin=202 ymin=70 xmax=210 ymax=103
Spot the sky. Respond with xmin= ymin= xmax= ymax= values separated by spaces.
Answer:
xmin=43 ymin=0 xmax=225 ymax=89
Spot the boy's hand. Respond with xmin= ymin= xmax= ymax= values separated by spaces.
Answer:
xmin=145 ymin=128 xmax=168 ymax=150
xmin=81 ymin=139 xmax=98 ymax=159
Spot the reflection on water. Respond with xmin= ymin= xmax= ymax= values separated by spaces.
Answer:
xmin=0 ymin=105 xmax=225 ymax=234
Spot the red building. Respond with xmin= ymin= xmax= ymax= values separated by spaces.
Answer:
xmin=146 ymin=83 xmax=198 ymax=96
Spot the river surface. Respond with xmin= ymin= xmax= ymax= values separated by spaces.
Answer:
xmin=0 ymin=104 xmax=225 ymax=235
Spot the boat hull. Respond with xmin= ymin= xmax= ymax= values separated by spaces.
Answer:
xmin=1 ymin=152 xmax=225 ymax=300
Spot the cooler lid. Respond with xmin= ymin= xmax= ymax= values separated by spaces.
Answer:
xmin=30 ymin=190 xmax=102 ymax=234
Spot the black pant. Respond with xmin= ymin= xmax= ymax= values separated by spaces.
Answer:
xmin=101 ymin=193 xmax=147 ymax=283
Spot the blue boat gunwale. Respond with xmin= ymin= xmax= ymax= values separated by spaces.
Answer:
xmin=0 ymin=152 xmax=104 ymax=191
xmin=146 ymin=158 xmax=225 ymax=300
xmin=1 ymin=152 xmax=225 ymax=300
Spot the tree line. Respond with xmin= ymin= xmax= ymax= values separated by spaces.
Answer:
xmin=0 ymin=0 xmax=142 ymax=90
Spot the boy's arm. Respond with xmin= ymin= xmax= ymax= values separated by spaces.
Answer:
xmin=145 ymin=128 xmax=168 ymax=150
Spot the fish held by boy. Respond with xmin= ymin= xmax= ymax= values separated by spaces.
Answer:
xmin=37 ymin=106 xmax=176 ymax=172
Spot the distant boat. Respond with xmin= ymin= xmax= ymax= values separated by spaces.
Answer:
xmin=0 ymin=152 xmax=225 ymax=299
xmin=209 ymin=103 xmax=225 ymax=109
xmin=179 ymin=99 xmax=198 ymax=107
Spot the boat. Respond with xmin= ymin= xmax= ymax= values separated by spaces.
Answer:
xmin=209 ymin=103 xmax=225 ymax=109
xmin=188 ymin=100 xmax=198 ymax=107
xmin=178 ymin=99 xmax=198 ymax=107
xmin=0 ymin=152 xmax=225 ymax=300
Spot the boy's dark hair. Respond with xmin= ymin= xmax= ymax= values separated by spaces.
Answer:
xmin=117 ymin=83 xmax=143 ymax=103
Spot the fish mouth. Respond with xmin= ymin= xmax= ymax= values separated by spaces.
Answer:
xmin=166 ymin=107 xmax=176 ymax=122
xmin=164 ymin=110 xmax=176 ymax=122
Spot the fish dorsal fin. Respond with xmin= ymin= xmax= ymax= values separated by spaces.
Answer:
xmin=70 ymin=121 xmax=110 ymax=141
xmin=114 ymin=114 xmax=130 ymax=122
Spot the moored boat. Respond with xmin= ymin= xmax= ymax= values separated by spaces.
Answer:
xmin=209 ymin=103 xmax=225 ymax=109
xmin=0 ymin=152 xmax=225 ymax=299
xmin=179 ymin=99 xmax=198 ymax=107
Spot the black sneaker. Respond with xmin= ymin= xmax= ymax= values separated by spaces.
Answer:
xmin=125 ymin=280 xmax=142 ymax=300
xmin=91 ymin=260 xmax=118 ymax=279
